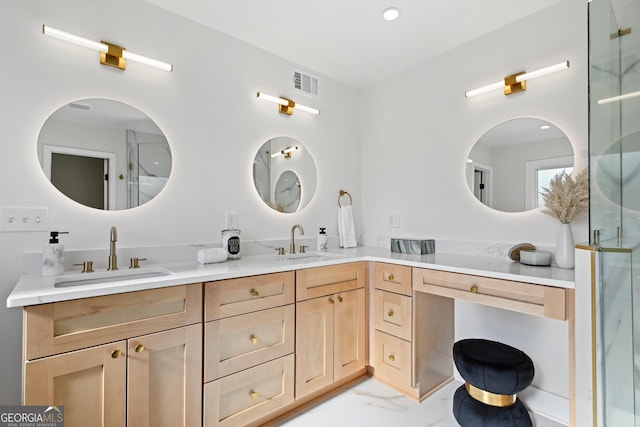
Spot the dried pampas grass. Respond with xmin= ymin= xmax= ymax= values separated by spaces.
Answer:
xmin=541 ymin=169 xmax=589 ymax=224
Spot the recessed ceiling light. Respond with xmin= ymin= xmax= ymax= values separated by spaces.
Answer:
xmin=382 ymin=7 xmax=400 ymax=21
xmin=540 ymin=125 xmax=550 ymax=130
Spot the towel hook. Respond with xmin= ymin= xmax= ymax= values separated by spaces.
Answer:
xmin=338 ymin=190 xmax=352 ymax=207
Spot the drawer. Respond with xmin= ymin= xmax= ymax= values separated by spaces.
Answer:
xmin=296 ymin=262 xmax=366 ymax=301
xmin=374 ymin=289 xmax=412 ymax=341
xmin=412 ymin=268 xmax=566 ymax=320
xmin=374 ymin=263 xmax=412 ymax=296
xmin=204 ymin=354 xmax=295 ymax=427
xmin=24 ymin=283 xmax=203 ymax=360
xmin=373 ymin=330 xmax=412 ymax=388
xmin=205 ymin=272 xmax=294 ymax=321
xmin=205 ymin=305 xmax=295 ymax=381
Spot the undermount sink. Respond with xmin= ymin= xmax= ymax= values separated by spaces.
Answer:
xmin=284 ymin=251 xmax=340 ymax=261
xmin=54 ymin=267 xmax=174 ymax=288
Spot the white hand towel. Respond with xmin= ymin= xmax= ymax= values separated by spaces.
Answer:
xmin=338 ymin=205 xmax=357 ymax=248
xmin=197 ymin=248 xmax=228 ymax=264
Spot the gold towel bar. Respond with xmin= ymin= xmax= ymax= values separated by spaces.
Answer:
xmin=338 ymin=190 xmax=352 ymax=207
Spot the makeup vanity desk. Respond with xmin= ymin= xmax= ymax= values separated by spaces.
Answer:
xmin=8 ymin=246 xmax=575 ymax=427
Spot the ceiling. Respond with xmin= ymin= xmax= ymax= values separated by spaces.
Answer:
xmin=145 ymin=0 xmax=569 ymax=88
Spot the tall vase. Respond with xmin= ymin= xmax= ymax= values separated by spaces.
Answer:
xmin=555 ymin=223 xmax=575 ymax=269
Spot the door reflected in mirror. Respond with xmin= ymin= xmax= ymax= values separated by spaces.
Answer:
xmin=38 ymin=98 xmax=171 ymax=210
xmin=253 ymin=137 xmax=317 ymax=213
xmin=466 ymin=118 xmax=573 ymax=212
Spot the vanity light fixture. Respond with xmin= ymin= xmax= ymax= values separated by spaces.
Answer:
xmin=256 ymin=92 xmax=320 ymax=115
xmin=465 ymin=60 xmax=570 ymax=98
xmin=271 ymin=146 xmax=299 ymax=158
xmin=597 ymin=90 xmax=640 ymax=105
xmin=42 ymin=25 xmax=173 ymax=72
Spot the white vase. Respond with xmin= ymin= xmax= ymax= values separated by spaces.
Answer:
xmin=555 ymin=223 xmax=575 ymax=269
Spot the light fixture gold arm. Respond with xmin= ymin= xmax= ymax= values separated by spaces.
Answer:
xmin=278 ymin=98 xmax=295 ymax=115
xmin=100 ymin=41 xmax=126 ymax=70
xmin=504 ymin=71 xmax=526 ymax=95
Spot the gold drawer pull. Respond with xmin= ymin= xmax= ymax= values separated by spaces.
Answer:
xmin=328 ymin=297 xmax=335 ymax=304
xmin=337 ymin=296 xmax=343 ymax=303
xmin=135 ymin=344 xmax=145 ymax=353
xmin=470 ymin=285 xmax=478 ymax=293
xmin=250 ymin=391 xmax=258 ymax=399
xmin=388 ymin=310 xmax=394 ymax=317
xmin=388 ymin=354 xmax=395 ymax=362
xmin=250 ymin=335 xmax=259 ymax=344
xmin=111 ymin=350 xmax=122 ymax=359
xmin=251 ymin=289 xmax=260 ymax=298
xmin=388 ymin=274 xmax=395 ymax=281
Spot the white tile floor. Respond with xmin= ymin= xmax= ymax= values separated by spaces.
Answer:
xmin=275 ymin=378 xmax=565 ymax=427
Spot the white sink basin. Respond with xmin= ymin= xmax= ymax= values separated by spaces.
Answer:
xmin=284 ymin=251 xmax=341 ymax=261
xmin=54 ymin=267 xmax=174 ymax=288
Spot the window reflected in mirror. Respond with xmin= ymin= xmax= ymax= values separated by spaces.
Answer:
xmin=466 ymin=118 xmax=573 ymax=212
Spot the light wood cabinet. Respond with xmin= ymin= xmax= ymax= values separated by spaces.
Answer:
xmin=413 ymin=268 xmax=567 ymax=320
xmin=204 ymin=354 xmax=295 ymax=427
xmin=204 ymin=273 xmax=295 ymax=426
xmin=127 ymin=324 xmax=202 ymax=427
xmin=23 ymin=284 xmax=203 ymax=427
xmin=24 ymin=341 xmax=127 ymax=427
xmin=370 ymin=263 xmax=418 ymax=396
xmin=295 ymin=263 xmax=367 ymax=398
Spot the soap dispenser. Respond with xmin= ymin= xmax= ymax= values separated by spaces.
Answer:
xmin=42 ymin=231 xmax=68 ymax=277
xmin=317 ymin=227 xmax=328 ymax=252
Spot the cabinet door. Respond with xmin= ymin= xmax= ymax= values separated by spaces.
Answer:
xmin=295 ymin=296 xmax=334 ymax=398
xmin=334 ymin=288 xmax=366 ymax=380
xmin=127 ymin=324 xmax=202 ymax=427
xmin=24 ymin=341 xmax=126 ymax=427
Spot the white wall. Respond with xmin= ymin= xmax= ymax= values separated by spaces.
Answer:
xmin=360 ymin=0 xmax=587 ymax=400
xmin=0 ymin=0 xmax=360 ymax=404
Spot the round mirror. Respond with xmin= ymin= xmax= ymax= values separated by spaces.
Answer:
xmin=38 ymin=98 xmax=171 ymax=210
xmin=252 ymin=136 xmax=317 ymax=213
xmin=466 ymin=118 xmax=573 ymax=212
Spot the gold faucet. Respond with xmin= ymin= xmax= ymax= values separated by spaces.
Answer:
xmin=290 ymin=224 xmax=304 ymax=254
xmin=107 ymin=226 xmax=118 ymax=270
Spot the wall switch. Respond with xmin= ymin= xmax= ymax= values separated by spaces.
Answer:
xmin=387 ymin=213 xmax=400 ymax=228
xmin=1 ymin=207 xmax=49 ymax=232
xmin=225 ymin=212 xmax=238 ymax=230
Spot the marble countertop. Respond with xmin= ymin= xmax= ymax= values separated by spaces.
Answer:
xmin=7 ymin=246 xmax=575 ymax=308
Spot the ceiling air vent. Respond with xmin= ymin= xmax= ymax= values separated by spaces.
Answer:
xmin=293 ymin=70 xmax=319 ymax=96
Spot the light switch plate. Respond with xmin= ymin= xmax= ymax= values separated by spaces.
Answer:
xmin=1 ymin=207 xmax=49 ymax=232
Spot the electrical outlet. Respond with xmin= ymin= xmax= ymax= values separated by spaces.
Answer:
xmin=387 ymin=213 xmax=400 ymax=228
xmin=225 ymin=212 xmax=238 ymax=229
xmin=1 ymin=207 xmax=49 ymax=232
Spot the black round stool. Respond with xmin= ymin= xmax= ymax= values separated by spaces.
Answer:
xmin=452 ymin=339 xmax=535 ymax=427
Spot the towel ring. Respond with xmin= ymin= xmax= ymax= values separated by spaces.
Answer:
xmin=338 ymin=190 xmax=352 ymax=207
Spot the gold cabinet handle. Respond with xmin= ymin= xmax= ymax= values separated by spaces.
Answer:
xmin=250 ymin=289 xmax=260 ymax=298
xmin=250 ymin=335 xmax=258 ymax=344
xmin=470 ymin=285 xmax=478 ymax=293
xmin=250 ymin=391 xmax=258 ymax=399
xmin=337 ymin=296 xmax=343 ymax=303
xmin=388 ymin=274 xmax=395 ymax=281
xmin=328 ymin=297 xmax=335 ymax=304
xmin=388 ymin=310 xmax=394 ymax=317
xmin=388 ymin=354 xmax=395 ymax=362
xmin=135 ymin=344 xmax=145 ymax=353
xmin=111 ymin=350 xmax=122 ymax=359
